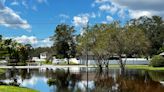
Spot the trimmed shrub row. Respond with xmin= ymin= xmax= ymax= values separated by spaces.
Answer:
xmin=150 ymin=55 xmax=164 ymax=67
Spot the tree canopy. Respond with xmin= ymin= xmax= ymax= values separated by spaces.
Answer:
xmin=77 ymin=22 xmax=150 ymax=70
xmin=0 ymin=35 xmax=32 ymax=64
xmin=128 ymin=16 xmax=164 ymax=56
xmin=51 ymin=24 xmax=76 ymax=64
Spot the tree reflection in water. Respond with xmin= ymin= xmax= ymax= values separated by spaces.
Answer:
xmin=0 ymin=68 xmax=30 ymax=86
xmin=47 ymin=68 xmax=82 ymax=92
xmin=93 ymin=69 xmax=164 ymax=92
xmin=0 ymin=68 xmax=164 ymax=92
xmin=148 ymin=70 xmax=164 ymax=82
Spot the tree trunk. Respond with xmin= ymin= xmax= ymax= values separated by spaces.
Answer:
xmin=99 ymin=64 xmax=103 ymax=73
xmin=119 ymin=55 xmax=125 ymax=75
xmin=105 ymin=61 xmax=109 ymax=68
xmin=67 ymin=58 xmax=69 ymax=65
xmin=98 ymin=59 xmax=103 ymax=73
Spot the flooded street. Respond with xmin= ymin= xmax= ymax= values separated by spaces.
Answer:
xmin=0 ymin=68 xmax=164 ymax=92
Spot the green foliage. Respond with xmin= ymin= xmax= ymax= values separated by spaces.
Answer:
xmin=150 ymin=55 xmax=164 ymax=67
xmin=148 ymin=70 xmax=164 ymax=82
xmin=30 ymin=47 xmax=54 ymax=61
xmin=7 ymin=62 xmax=26 ymax=66
xmin=129 ymin=16 xmax=164 ymax=56
xmin=47 ymin=79 xmax=57 ymax=86
xmin=77 ymin=22 xmax=149 ymax=68
xmin=52 ymin=24 xmax=76 ymax=64
xmin=41 ymin=60 xmax=52 ymax=65
xmin=158 ymin=46 xmax=164 ymax=54
xmin=0 ymin=69 xmax=5 ymax=74
xmin=0 ymin=35 xmax=32 ymax=64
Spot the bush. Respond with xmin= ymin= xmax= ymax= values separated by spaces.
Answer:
xmin=150 ymin=55 xmax=164 ymax=67
xmin=47 ymin=79 xmax=56 ymax=86
xmin=41 ymin=60 xmax=52 ymax=65
xmin=7 ymin=62 xmax=26 ymax=66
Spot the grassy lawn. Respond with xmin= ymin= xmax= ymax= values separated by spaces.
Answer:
xmin=0 ymin=86 xmax=39 ymax=92
xmin=125 ymin=65 xmax=164 ymax=70
xmin=109 ymin=65 xmax=164 ymax=71
xmin=41 ymin=61 xmax=52 ymax=65
xmin=0 ymin=69 xmax=5 ymax=74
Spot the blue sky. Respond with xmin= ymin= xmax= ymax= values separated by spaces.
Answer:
xmin=0 ymin=0 xmax=164 ymax=47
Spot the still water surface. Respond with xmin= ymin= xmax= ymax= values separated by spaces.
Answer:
xmin=0 ymin=67 xmax=164 ymax=92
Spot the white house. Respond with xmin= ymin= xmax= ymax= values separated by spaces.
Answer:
xmin=0 ymin=60 xmax=7 ymax=64
xmin=52 ymin=57 xmax=79 ymax=64
xmin=32 ymin=57 xmax=44 ymax=62
xmin=40 ymin=52 xmax=47 ymax=59
xmin=52 ymin=57 xmax=67 ymax=64
xmin=32 ymin=52 xmax=48 ymax=62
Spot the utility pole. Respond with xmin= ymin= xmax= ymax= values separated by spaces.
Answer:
xmin=86 ymin=22 xmax=89 ymax=92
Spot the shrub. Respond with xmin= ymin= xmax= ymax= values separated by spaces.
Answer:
xmin=7 ymin=62 xmax=26 ymax=66
xmin=150 ymin=55 xmax=164 ymax=67
xmin=47 ymin=79 xmax=56 ymax=86
xmin=41 ymin=60 xmax=52 ymax=65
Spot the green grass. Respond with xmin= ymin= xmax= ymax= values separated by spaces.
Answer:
xmin=126 ymin=65 xmax=164 ymax=70
xmin=41 ymin=61 xmax=52 ymax=65
xmin=0 ymin=69 xmax=5 ymax=74
xmin=109 ymin=65 xmax=164 ymax=71
xmin=0 ymin=86 xmax=39 ymax=92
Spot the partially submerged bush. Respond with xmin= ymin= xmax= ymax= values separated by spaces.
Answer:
xmin=150 ymin=55 xmax=164 ymax=67
xmin=47 ymin=79 xmax=57 ymax=86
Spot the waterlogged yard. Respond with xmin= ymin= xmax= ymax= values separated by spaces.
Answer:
xmin=0 ymin=67 xmax=164 ymax=92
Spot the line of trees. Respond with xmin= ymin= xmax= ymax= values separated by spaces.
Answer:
xmin=1 ymin=15 xmax=161 ymax=68
xmin=0 ymin=35 xmax=32 ymax=65
xmin=51 ymin=15 xmax=164 ymax=70
xmin=51 ymin=24 xmax=76 ymax=64
xmin=129 ymin=16 xmax=164 ymax=56
xmin=77 ymin=22 xmax=150 ymax=71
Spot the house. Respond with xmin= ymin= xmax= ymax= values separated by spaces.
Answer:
xmin=78 ymin=52 xmax=149 ymax=65
xmin=32 ymin=52 xmax=48 ymax=62
xmin=52 ymin=56 xmax=67 ymax=64
xmin=40 ymin=52 xmax=47 ymax=59
xmin=0 ymin=60 xmax=7 ymax=65
xmin=52 ymin=56 xmax=79 ymax=64
xmin=32 ymin=57 xmax=41 ymax=62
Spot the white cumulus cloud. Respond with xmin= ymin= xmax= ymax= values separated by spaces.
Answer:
xmin=13 ymin=35 xmax=38 ymax=44
xmin=94 ymin=0 xmax=164 ymax=19
xmin=110 ymin=0 xmax=164 ymax=18
xmin=37 ymin=38 xmax=53 ymax=47
xmin=98 ymin=3 xmax=119 ymax=15
xmin=129 ymin=10 xmax=153 ymax=19
xmin=106 ymin=15 xmax=113 ymax=22
xmin=0 ymin=1 xmax=31 ymax=31
xmin=73 ymin=16 xmax=89 ymax=27
xmin=6 ymin=35 xmax=53 ymax=48
xmin=99 ymin=4 xmax=111 ymax=11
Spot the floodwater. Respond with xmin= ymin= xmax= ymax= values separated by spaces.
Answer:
xmin=0 ymin=67 xmax=164 ymax=92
